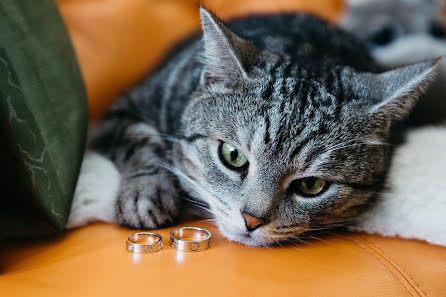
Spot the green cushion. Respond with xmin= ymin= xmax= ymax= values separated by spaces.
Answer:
xmin=0 ymin=0 xmax=87 ymax=237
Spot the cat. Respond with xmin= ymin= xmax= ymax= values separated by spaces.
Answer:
xmin=341 ymin=0 xmax=446 ymax=126
xmin=67 ymin=7 xmax=439 ymax=247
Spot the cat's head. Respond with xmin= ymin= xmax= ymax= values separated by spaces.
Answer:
xmin=341 ymin=0 xmax=446 ymax=67
xmin=175 ymin=8 xmax=439 ymax=246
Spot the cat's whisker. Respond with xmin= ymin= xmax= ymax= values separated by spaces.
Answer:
xmin=321 ymin=142 xmax=364 ymax=155
xmin=316 ymin=138 xmax=391 ymax=158
xmin=159 ymin=162 xmax=229 ymax=213
xmin=179 ymin=199 xmax=233 ymax=227
xmin=271 ymin=237 xmax=284 ymax=248
xmin=289 ymin=236 xmax=312 ymax=245
xmin=309 ymin=138 xmax=357 ymax=152
xmin=157 ymin=133 xmax=183 ymax=144
xmin=178 ymin=195 xmax=208 ymax=207
xmin=183 ymin=198 xmax=214 ymax=215
xmin=158 ymin=163 xmax=237 ymax=227
xmin=175 ymin=193 xmax=219 ymax=217
xmin=197 ymin=218 xmax=217 ymax=223
xmin=284 ymin=240 xmax=304 ymax=251
xmin=303 ymin=235 xmax=330 ymax=243
xmin=259 ymin=241 xmax=273 ymax=249
xmin=158 ymin=162 xmax=211 ymax=195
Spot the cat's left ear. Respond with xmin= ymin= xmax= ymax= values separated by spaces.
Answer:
xmin=355 ymin=58 xmax=440 ymax=120
xmin=199 ymin=7 xmax=267 ymax=85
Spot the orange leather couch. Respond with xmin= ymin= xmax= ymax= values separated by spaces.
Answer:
xmin=1 ymin=1 xmax=446 ymax=296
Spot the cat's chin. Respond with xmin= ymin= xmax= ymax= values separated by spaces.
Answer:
xmin=217 ymin=224 xmax=276 ymax=247
xmin=226 ymin=233 xmax=268 ymax=247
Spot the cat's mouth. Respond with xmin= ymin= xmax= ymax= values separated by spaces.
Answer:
xmin=226 ymin=232 xmax=267 ymax=247
xmin=217 ymin=222 xmax=276 ymax=247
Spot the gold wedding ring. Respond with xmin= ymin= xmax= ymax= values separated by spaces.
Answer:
xmin=170 ymin=227 xmax=211 ymax=252
xmin=126 ymin=232 xmax=163 ymax=253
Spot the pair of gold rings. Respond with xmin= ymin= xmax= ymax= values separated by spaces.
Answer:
xmin=126 ymin=227 xmax=211 ymax=253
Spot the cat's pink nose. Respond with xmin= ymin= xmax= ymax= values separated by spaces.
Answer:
xmin=242 ymin=213 xmax=266 ymax=232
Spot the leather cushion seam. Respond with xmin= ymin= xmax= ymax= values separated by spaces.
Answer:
xmin=354 ymin=236 xmax=427 ymax=297
xmin=361 ymin=237 xmax=429 ymax=297
xmin=352 ymin=236 xmax=421 ymax=297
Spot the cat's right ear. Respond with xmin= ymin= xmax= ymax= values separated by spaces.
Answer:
xmin=348 ymin=58 xmax=440 ymax=129
xmin=199 ymin=7 xmax=264 ymax=85
xmin=366 ymin=59 xmax=440 ymax=120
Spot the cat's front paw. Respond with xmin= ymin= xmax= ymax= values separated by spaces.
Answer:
xmin=116 ymin=171 xmax=180 ymax=229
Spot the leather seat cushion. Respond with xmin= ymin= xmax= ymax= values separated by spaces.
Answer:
xmin=3 ymin=1 xmax=440 ymax=296
xmin=1 ymin=222 xmax=446 ymax=296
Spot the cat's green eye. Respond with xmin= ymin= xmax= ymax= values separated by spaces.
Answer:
xmin=220 ymin=142 xmax=248 ymax=169
xmin=294 ymin=177 xmax=327 ymax=197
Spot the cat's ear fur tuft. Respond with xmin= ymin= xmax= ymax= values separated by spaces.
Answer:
xmin=367 ymin=58 xmax=440 ymax=120
xmin=348 ymin=58 xmax=440 ymax=122
xmin=199 ymin=7 xmax=263 ymax=85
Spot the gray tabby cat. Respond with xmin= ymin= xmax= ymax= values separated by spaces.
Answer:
xmin=89 ymin=8 xmax=438 ymax=246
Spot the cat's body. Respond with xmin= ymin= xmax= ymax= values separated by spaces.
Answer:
xmin=74 ymin=9 xmax=438 ymax=246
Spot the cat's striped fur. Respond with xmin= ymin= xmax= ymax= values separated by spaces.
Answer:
xmin=89 ymin=8 xmax=438 ymax=246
